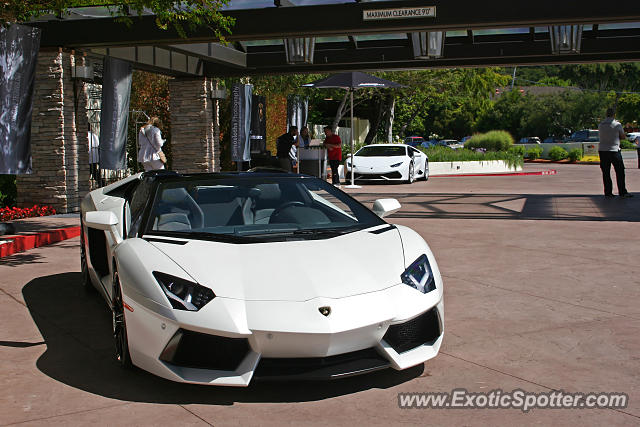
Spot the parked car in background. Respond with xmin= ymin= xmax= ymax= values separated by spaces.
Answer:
xmin=439 ymin=139 xmax=463 ymax=149
xmin=420 ymin=139 xmax=440 ymax=149
xmin=517 ymin=137 xmax=541 ymax=144
xmin=346 ymin=144 xmax=429 ymax=184
xmin=626 ymin=132 xmax=640 ymax=144
xmin=404 ymin=136 xmax=425 ymax=147
xmin=543 ymin=136 xmax=565 ymax=143
xmin=569 ymin=130 xmax=599 ymax=142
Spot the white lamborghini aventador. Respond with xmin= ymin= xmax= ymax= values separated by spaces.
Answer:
xmin=80 ymin=170 xmax=443 ymax=386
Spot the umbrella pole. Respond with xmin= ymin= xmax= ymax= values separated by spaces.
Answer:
xmin=345 ymin=88 xmax=361 ymax=189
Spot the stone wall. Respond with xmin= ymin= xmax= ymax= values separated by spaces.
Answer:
xmin=16 ymin=50 xmax=90 ymax=213
xmin=169 ymin=78 xmax=219 ymax=173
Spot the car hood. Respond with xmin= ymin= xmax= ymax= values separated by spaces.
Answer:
xmin=351 ymin=156 xmax=406 ymax=168
xmin=150 ymin=227 xmax=405 ymax=302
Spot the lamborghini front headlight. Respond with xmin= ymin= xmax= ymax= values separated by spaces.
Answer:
xmin=153 ymin=271 xmax=215 ymax=311
xmin=401 ymin=254 xmax=435 ymax=294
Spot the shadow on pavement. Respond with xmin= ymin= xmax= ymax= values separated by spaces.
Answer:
xmin=352 ymin=193 xmax=640 ymax=222
xmin=0 ymin=252 xmax=46 ymax=267
xmin=23 ymin=272 xmax=422 ymax=405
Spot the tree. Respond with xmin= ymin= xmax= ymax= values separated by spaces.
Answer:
xmin=617 ymin=94 xmax=640 ymax=127
xmin=558 ymin=63 xmax=640 ymax=112
xmin=1 ymin=0 xmax=234 ymax=40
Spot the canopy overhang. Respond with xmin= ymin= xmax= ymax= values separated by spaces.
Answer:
xmin=26 ymin=0 xmax=640 ymax=77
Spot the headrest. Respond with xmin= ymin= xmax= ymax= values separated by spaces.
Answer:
xmin=255 ymin=183 xmax=281 ymax=201
xmin=160 ymin=187 xmax=190 ymax=204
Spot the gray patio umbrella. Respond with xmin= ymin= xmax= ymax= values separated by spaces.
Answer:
xmin=302 ymin=71 xmax=403 ymax=188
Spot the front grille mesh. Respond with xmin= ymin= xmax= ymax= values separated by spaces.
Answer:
xmin=160 ymin=329 xmax=249 ymax=371
xmin=383 ymin=308 xmax=441 ymax=353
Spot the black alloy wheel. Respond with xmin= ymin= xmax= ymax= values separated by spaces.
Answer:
xmin=112 ymin=270 xmax=132 ymax=368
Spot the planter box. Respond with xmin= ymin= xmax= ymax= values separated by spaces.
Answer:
xmin=430 ymin=160 xmax=522 ymax=176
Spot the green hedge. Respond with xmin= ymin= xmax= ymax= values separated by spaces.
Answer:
xmin=464 ymin=130 xmax=514 ymax=152
xmin=418 ymin=146 xmax=523 ymax=169
xmin=620 ymin=139 xmax=637 ymax=150
xmin=548 ymin=146 xmax=568 ymax=161
xmin=526 ymin=146 xmax=543 ymax=160
xmin=568 ymin=148 xmax=583 ymax=162
xmin=508 ymin=145 xmax=525 ymax=156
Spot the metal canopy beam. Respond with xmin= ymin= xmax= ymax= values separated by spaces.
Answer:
xmin=32 ymin=0 xmax=640 ymax=48
xmin=203 ymin=31 xmax=640 ymax=76
xmin=167 ymin=43 xmax=247 ymax=68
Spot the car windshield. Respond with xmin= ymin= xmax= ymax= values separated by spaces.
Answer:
xmin=356 ymin=146 xmax=406 ymax=157
xmin=144 ymin=175 xmax=385 ymax=242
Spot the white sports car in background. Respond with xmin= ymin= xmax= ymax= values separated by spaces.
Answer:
xmin=345 ymin=144 xmax=429 ymax=183
xmin=80 ymin=170 xmax=443 ymax=386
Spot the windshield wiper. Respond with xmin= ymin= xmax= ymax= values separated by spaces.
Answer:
xmin=293 ymin=225 xmax=368 ymax=236
xmin=152 ymin=231 xmax=260 ymax=244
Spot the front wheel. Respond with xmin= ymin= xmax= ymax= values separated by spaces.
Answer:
xmin=112 ymin=270 xmax=132 ymax=369
xmin=422 ymin=160 xmax=430 ymax=181
xmin=406 ymin=162 xmax=415 ymax=184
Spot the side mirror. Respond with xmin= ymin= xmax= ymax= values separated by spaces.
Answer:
xmin=85 ymin=211 xmax=118 ymax=230
xmin=372 ymin=198 xmax=401 ymax=218
xmin=85 ymin=211 xmax=122 ymax=245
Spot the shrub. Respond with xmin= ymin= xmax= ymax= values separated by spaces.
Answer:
xmin=0 ymin=175 xmax=17 ymax=207
xmin=526 ymin=146 xmax=543 ymax=160
xmin=508 ymin=145 xmax=525 ymax=156
xmin=620 ymin=139 xmax=636 ymax=149
xmin=548 ymin=146 xmax=568 ymax=161
xmin=418 ymin=146 xmax=523 ymax=169
xmin=464 ymin=130 xmax=514 ymax=152
xmin=568 ymin=148 xmax=583 ymax=162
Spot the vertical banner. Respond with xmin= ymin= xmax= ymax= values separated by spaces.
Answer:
xmin=99 ymin=57 xmax=132 ymax=170
xmin=287 ymin=95 xmax=308 ymax=131
xmin=249 ymin=95 xmax=266 ymax=154
xmin=230 ymin=83 xmax=252 ymax=162
xmin=0 ymin=24 xmax=41 ymax=174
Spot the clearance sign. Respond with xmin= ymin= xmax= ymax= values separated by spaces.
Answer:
xmin=363 ymin=6 xmax=436 ymax=21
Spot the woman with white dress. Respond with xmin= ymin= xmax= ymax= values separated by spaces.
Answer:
xmin=138 ymin=117 xmax=166 ymax=171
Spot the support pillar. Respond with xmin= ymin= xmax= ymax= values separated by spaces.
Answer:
xmin=16 ymin=49 xmax=90 ymax=213
xmin=169 ymin=78 xmax=219 ymax=173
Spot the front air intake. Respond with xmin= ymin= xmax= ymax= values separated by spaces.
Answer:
xmin=159 ymin=329 xmax=249 ymax=371
xmin=382 ymin=308 xmax=441 ymax=354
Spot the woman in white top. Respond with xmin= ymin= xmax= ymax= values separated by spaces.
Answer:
xmin=138 ymin=117 xmax=165 ymax=171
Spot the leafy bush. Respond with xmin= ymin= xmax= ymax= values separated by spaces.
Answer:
xmin=620 ymin=139 xmax=637 ymax=149
xmin=418 ymin=146 xmax=523 ymax=169
xmin=464 ymin=130 xmax=514 ymax=152
xmin=508 ymin=145 xmax=525 ymax=156
xmin=526 ymin=146 xmax=543 ymax=160
xmin=0 ymin=175 xmax=17 ymax=208
xmin=568 ymin=148 xmax=583 ymax=162
xmin=548 ymin=146 xmax=568 ymax=161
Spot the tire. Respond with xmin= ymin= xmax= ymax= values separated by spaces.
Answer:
xmin=422 ymin=160 xmax=430 ymax=181
xmin=112 ymin=269 xmax=132 ymax=369
xmin=79 ymin=220 xmax=93 ymax=291
xmin=406 ymin=161 xmax=415 ymax=184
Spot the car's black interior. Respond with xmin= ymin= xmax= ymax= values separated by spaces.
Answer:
xmin=149 ymin=182 xmax=353 ymax=234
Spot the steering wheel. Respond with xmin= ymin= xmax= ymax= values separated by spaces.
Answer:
xmin=270 ymin=201 xmax=306 ymax=221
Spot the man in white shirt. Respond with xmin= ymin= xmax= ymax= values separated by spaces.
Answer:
xmin=598 ymin=108 xmax=632 ymax=198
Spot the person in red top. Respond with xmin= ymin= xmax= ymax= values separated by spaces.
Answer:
xmin=323 ymin=126 xmax=342 ymax=185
